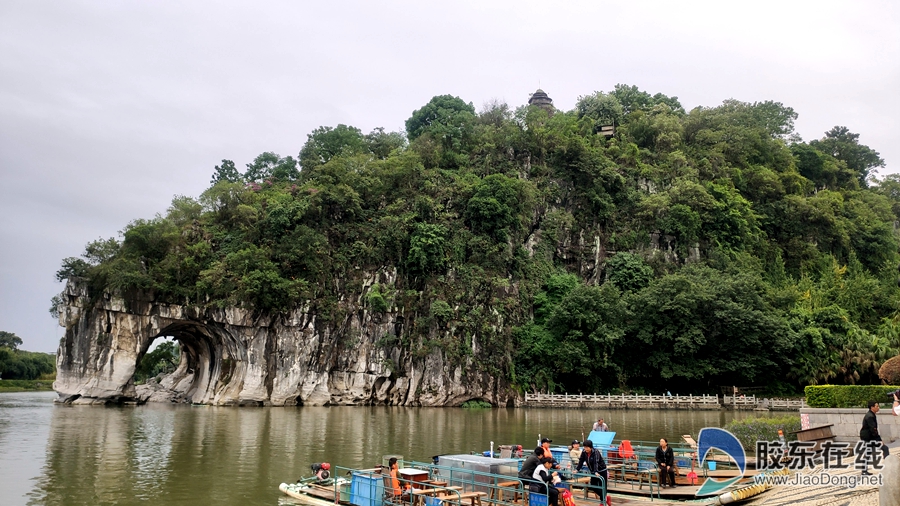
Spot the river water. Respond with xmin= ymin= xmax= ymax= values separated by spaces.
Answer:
xmin=0 ymin=391 xmax=770 ymax=506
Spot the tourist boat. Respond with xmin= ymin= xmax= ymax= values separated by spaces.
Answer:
xmin=474 ymin=432 xmax=772 ymax=503
xmin=279 ymin=438 xmax=775 ymax=506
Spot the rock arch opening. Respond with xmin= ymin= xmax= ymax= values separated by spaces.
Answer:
xmin=132 ymin=322 xmax=236 ymax=405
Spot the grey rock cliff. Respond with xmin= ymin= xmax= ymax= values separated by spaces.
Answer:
xmin=54 ymin=280 xmax=516 ymax=406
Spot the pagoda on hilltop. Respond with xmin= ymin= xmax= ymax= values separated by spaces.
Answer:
xmin=528 ymin=89 xmax=554 ymax=113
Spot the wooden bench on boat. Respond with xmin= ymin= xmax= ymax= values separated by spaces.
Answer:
xmin=489 ymin=479 xmax=523 ymax=502
xmin=410 ymin=486 xmax=463 ymax=506
xmin=441 ymin=491 xmax=487 ymax=506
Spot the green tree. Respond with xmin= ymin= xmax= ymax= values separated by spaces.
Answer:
xmin=605 ymin=253 xmax=653 ymax=293
xmin=792 ymin=143 xmax=857 ymax=191
xmin=0 ymin=348 xmax=55 ymax=380
xmin=464 ymin=174 xmax=534 ymax=241
xmin=365 ymin=127 xmax=406 ymax=159
xmin=135 ymin=341 xmax=180 ymax=383
xmin=610 ymin=84 xmax=685 ymax=115
xmin=0 ymin=331 xmax=23 ymax=350
xmin=55 ymin=257 xmax=91 ymax=282
xmin=546 ymin=283 xmax=626 ymax=391
xmin=407 ymin=223 xmax=448 ymax=276
xmin=244 ymin=152 xmax=300 ymax=182
xmin=210 ymin=159 xmax=242 ymax=185
xmin=810 ymin=126 xmax=885 ymax=187
xmin=406 ymin=95 xmax=476 ymax=142
xmin=625 ymin=265 xmax=790 ymax=388
xmin=575 ymin=91 xmax=623 ymax=127
xmin=299 ymin=124 xmax=369 ymax=169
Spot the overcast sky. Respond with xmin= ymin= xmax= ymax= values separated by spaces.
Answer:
xmin=1 ymin=1 xmax=898 ymax=353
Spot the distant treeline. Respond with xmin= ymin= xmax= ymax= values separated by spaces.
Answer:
xmin=0 ymin=331 xmax=55 ymax=381
xmin=53 ymin=84 xmax=900 ymax=395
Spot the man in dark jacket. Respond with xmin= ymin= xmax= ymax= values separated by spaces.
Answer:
xmin=519 ymin=447 xmax=545 ymax=483
xmin=860 ymin=400 xmax=890 ymax=475
xmin=575 ymin=440 xmax=607 ymax=498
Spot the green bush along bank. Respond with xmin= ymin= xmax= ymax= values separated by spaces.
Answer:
xmin=805 ymin=385 xmax=900 ymax=408
xmin=724 ymin=416 xmax=802 ymax=453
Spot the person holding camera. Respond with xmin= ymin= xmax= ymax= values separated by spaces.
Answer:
xmin=860 ymin=400 xmax=891 ymax=475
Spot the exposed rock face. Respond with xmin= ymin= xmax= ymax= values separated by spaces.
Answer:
xmin=54 ymin=280 xmax=516 ymax=406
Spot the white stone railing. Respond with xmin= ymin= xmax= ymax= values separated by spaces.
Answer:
xmin=524 ymin=392 xmax=806 ymax=411
xmin=524 ymin=392 xmax=720 ymax=407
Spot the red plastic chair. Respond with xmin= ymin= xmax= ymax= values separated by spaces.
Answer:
xmin=617 ymin=440 xmax=635 ymax=460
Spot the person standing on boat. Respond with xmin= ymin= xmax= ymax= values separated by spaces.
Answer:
xmin=518 ymin=447 xmax=546 ymax=483
xmin=592 ymin=418 xmax=608 ymax=432
xmin=532 ymin=457 xmax=560 ymax=506
xmin=655 ymin=438 xmax=676 ymax=488
xmin=540 ymin=438 xmax=561 ymax=469
xmin=575 ymin=439 xmax=607 ymax=498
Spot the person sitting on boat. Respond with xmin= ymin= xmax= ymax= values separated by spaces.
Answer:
xmin=388 ymin=457 xmax=410 ymax=497
xmin=592 ymin=418 xmax=608 ymax=432
xmin=568 ymin=440 xmax=582 ymax=464
xmin=575 ymin=439 xmax=607 ymax=498
xmin=531 ymin=457 xmax=560 ymax=506
xmin=655 ymin=438 xmax=676 ymax=488
xmin=518 ymin=447 xmax=546 ymax=483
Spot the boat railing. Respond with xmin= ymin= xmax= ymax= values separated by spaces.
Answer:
xmin=406 ymin=460 xmax=607 ymax=506
xmin=332 ymin=465 xmax=470 ymax=506
xmin=602 ymin=441 xmax=736 ymax=472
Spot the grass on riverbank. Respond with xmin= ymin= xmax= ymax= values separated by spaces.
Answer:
xmin=0 ymin=379 xmax=55 ymax=392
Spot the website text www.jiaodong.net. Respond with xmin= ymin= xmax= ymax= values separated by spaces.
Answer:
xmin=752 ymin=472 xmax=883 ymax=489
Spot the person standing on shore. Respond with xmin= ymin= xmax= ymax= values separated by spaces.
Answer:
xmin=860 ymin=400 xmax=890 ymax=475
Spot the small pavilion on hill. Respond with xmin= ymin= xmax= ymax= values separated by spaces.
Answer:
xmin=528 ymin=89 xmax=554 ymax=112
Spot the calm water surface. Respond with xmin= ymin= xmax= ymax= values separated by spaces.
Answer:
xmin=0 ymin=391 xmax=770 ymax=506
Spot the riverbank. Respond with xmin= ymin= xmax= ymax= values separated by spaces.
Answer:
xmin=0 ymin=380 xmax=54 ymax=392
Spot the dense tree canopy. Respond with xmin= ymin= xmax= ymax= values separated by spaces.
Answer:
xmin=0 ymin=331 xmax=55 ymax=380
xmin=54 ymin=84 xmax=900 ymax=395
